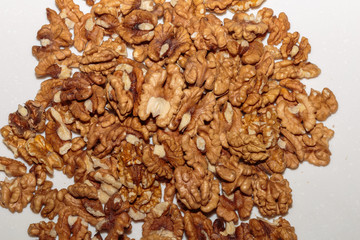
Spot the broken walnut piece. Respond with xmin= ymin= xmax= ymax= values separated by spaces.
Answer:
xmin=184 ymin=211 xmax=214 ymax=240
xmin=174 ymin=163 xmax=219 ymax=212
xmin=204 ymin=0 xmax=233 ymax=14
xmin=45 ymin=107 xmax=73 ymax=156
xmin=34 ymin=8 xmax=73 ymax=53
xmin=216 ymin=190 xmax=253 ymax=222
xmin=302 ymin=123 xmax=334 ymax=166
xmin=26 ymin=134 xmax=64 ymax=174
xmin=95 ymin=192 xmax=131 ymax=240
xmin=309 ymin=87 xmax=338 ymax=121
xmin=142 ymin=144 xmax=174 ymax=180
xmin=106 ymin=57 xmax=146 ymax=119
xmin=138 ymin=64 xmax=185 ymax=128
xmin=215 ymin=153 xmax=253 ymax=195
xmin=258 ymin=8 xmax=290 ymax=45
xmin=0 ymin=156 xmax=27 ymax=177
xmin=117 ymin=10 xmax=157 ymax=44
xmin=8 ymin=100 xmax=46 ymax=139
xmin=28 ymin=221 xmax=57 ymax=240
xmin=55 ymin=207 xmax=93 ymax=240
xmin=273 ymin=60 xmax=321 ymax=80
xmin=74 ymin=13 xmax=104 ymax=52
xmin=252 ymin=171 xmax=293 ymax=217
xmin=67 ymin=183 xmax=98 ymax=200
xmin=230 ymin=0 xmax=266 ymax=12
xmin=0 ymin=173 xmax=36 ymax=213
xmin=142 ymin=202 xmax=184 ymax=240
xmin=188 ymin=13 xmax=228 ymax=51
xmin=224 ymin=11 xmax=268 ymax=43
xmin=276 ymin=93 xmax=316 ymax=135
xmin=148 ymin=22 xmax=191 ymax=63
xmin=79 ymin=38 xmax=126 ymax=75
xmin=249 ymin=218 xmax=297 ymax=240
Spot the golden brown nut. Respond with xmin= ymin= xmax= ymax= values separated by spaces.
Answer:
xmin=45 ymin=107 xmax=73 ymax=156
xmin=29 ymin=165 xmax=47 ymax=186
xmin=253 ymin=171 xmax=293 ymax=217
xmin=106 ymin=57 xmax=146 ymax=119
xmin=148 ymin=22 xmax=191 ymax=63
xmin=163 ymin=0 xmax=202 ymax=29
xmin=168 ymin=87 xmax=203 ymax=131
xmin=277 ymin=93 xmax=316 ymax=135
xmin=204 ymin=0 xmax=232 ymax=13
xmin=0 ymin=157 xmax=27 ymax=177
xmin=95 ymin=192 xmax=131 ymax=240
xmin=55 ymin=207 xmax=93 ymax=240
xmin=188 ymin=14 xmax=228 ymax=51
xmin=142 ymin=144 xmax=174 ymax=180
xmin=8 ymin=100 xmax=46 ymax=139
xmin=79 ymin=38 xmax=126 ymax=75
xmin=138 ymin=64 xmax=185 ymax=128
xmin=35 ymin=49 xmax=77 ymax=79
xmin=258 ymin=8 xmax=290 ymax=45
xmin=0 ymin=173 xmax=36 ymax=213
xmin=26 ymin=134 xmax=64 ymax=174
xmin=249 ymin=218 xmax=297 ymax=240
xmin=174 ymin=163 xmax=219 ymax=212
xmin=227 ymin=107 xmax=279 ymax=164
xmin=184 ymin=211 xmax=214 ymax=240
xmin=74 ymin=13 xmax=104 ymax=52
xmin=35 ymin=8 xmax=73 ymax=52
xmin=183 ymin=91 xmax=216 ymax=136
xmin=117 ymin=10 xmax=157 ymax=44
xmin=224 ymin=12 xmax=268 ymax=43
xmin=309 ymin=87 xmax=338 ymax=121
xmin=0 ymin=125 xmax=29 ymax=162
xmin=28 ymin=221 xmax=57 ymax=240
xmin=142 ymin=202 xmax=184 ymax=240
xmin=205 ymin=51 xmax=241 ymax=95
xmin=68 ymin=183 xmax=98 ymax=199
xmin=230 ymin=0 xmax=266 ymax=12
xmin=216 ymin=190 xmax=253 ymax=222
xmin=215 ymin=153 xmax=253 ymax=195
xmin=35 ymin=79 xmax=64 ymax=108
xmin=273 ymin=60 xmax=321 ymax=80
xmin=302 ymin=123 xmax=334 ymax=166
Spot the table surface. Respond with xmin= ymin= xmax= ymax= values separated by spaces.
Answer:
xmin=0 ymin=0 xmax=359 ymax=239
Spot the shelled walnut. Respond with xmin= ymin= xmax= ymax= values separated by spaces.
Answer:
xmin=0 ymin=0 xmax=338 ymax=239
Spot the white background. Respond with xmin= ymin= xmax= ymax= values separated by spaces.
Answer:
xmin=0 ymin=0 xmax=360 ymax=239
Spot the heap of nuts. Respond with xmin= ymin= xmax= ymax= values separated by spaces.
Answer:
xmin=0 ymin=0 xmax=338 ymax=239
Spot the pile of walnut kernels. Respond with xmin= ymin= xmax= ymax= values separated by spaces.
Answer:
xmin=0 ymin=0 xmax=338 ymax=239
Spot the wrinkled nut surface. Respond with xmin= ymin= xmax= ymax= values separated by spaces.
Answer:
xmin=0 ymin=0 xmax=338 ymax=239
